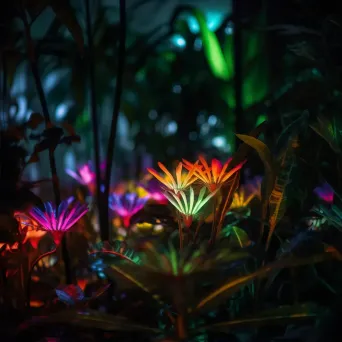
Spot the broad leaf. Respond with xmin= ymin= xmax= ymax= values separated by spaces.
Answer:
xmin=19 ymin=309 xmax=159 ymax=332
xmin=236 ymin=134 xmax=276 ymax=242
xmin=194 ymin=253 xmax=332 ymax=312
xmin=202 ymin=303 xmax=318 ymax=332
xmin=236 ymin=134 xmax=275 ymax=200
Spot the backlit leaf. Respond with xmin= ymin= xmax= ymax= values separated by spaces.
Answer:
xmin=191 ymin=9 xmax=230 ymax=80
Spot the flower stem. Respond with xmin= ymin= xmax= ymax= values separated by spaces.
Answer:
xmin=26 ymin=248 xmax=57 ymax=309
xmin=21 ymin=11 xmax=72 ymax=284
xmin=178 ymin=217 xmax=183 ymax=250
xmin=210 ymin=196 xmax=218 ymax=244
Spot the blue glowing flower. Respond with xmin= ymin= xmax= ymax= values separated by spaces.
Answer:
xmin=56 ymin=284 xmax=85 ymax=305
xmin=109 ymin=193 xmax=148 ymax=227
xmin=314 ymin=182 xmax=334 ymax=204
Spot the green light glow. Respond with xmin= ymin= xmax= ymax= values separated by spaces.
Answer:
xmin=256 ymin=114 xmax=268 ymax=126
xmin=190 ymin=9 xmax=269 ymax=149
xmin=192 ymin=9 xmax=231 ymax=81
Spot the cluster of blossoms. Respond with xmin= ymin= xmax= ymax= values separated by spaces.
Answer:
xmin=147 ymin=156 xmax=245 ymax=227
xmin=66 ymin=162 xmax=167 ymax=229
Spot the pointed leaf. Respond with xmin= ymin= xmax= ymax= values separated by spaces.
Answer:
xmin=266 ymin=137 xmax=297 ymax=250
xmin=191 ymin=9 xmax=230 ymax=80
xmin=19 ymin=309 xmax=159 ymax=332
xmin=194 ymin=253 xmax=332 ymax=312
xmin=226 ymin=226 xmax=251 ymax=249
xmin=236 ymin=134 xmax=275 ymax=200
xmin=203 ymin=303 xmax=318 ymax=332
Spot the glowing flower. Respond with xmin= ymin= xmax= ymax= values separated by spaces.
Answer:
xmin=164 ymin=187 xmax=218 ymax=227
xmin=143 ymin=178 xmax=167 ymax=204
xmin=109 ymin=193 xmax=149 ymax=228
xmin=29 ymin=200 xmax=89 ymax=245
xmin=56 ymin=284 xmax=85 ymax=305
xmin=245 ymin=175 xmax=263 ymax=200
xmin=183 ymin=156 xmax=245 ymax=192
xmin=15 ymin=212 xmax=46 ymax=249
xmin=228 ymin=187 xmax=256 ymax=218
xmin=147 ymin=161 xmax=199 ymax=193
xmin=66 ymin=162 xmax=96 ymax=193
xmin=230 ymin=188 xmax=256 ymax=210
xmin=314 ymin=182 xmax=334 ymax=204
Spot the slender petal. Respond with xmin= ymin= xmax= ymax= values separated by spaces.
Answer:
xmin=29 ymin=200 xmax=88 ymax=234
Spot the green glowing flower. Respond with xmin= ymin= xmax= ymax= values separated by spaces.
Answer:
xmin=164 ymin=187 xmax=218 ymax=227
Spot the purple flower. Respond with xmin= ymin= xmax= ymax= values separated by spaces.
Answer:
xmin=29 ymin=199 xmax=89 ymax=245
xmin=143 ymin=179 xmax=167 ymax=204
xmin=66 ymin=162 xmax=98 ymax=193
xmin=245 ymin=175 xmax=263 ymax=199
xmin=109 ymin=193 xmax=148 ymax=228
xmin=314 ymin=182 xmax=334 ymax=204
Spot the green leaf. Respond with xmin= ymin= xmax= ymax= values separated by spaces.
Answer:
xmin=202 ymin=303 xmax=318 ymax=332
xmin=191 ymin=9 xmax=230 ymax=80
xmin=310 ymin=116 xmax=341 ymax=153
xmin=236 ymin=134 xmax=275 ymax=242
xmin=50 ymin=0 xmax=84 ymax=54
xmin=236 ymin=134 xmax=275 ymax=200
xmin=19 ymin=309 xmax=160 ymax=332
xmin=225 ymin=226 xmax=251 ymax=249
xmin=230 ymin=122 xmax=267 ymax=169
xmin=194 ymin=253 xmax=331 ymax=312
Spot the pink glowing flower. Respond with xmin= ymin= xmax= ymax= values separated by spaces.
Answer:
xmin=314 ymin=182 xmax=334 ymax=204
xmin=144 ymin=179 xmax=167 ymax=204
xmin=29 ymin=200 xmax=89 ymax=245
xmin=66 ymin=162 xmax=97 ymax=193
xmin=109 ymin=193 xmax=149 ymax=228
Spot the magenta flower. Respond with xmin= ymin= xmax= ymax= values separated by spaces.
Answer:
xmin=109 ymin=193 xmax=148 ymax=228
xmin=29 ymin=200 xmax=89 ymax=245
xmin=66 ymin=162 xmax=96 ymax=193
xmin=314 ymin=182 xmax=334 ymax=204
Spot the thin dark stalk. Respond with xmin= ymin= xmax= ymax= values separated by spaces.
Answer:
xmin=233 ymin=0 xmax=244 ymax=150
xmin=103 ymin=0 xmax=127 ymax=241
xmin=210 ymin=197 xmax=218 ymax=244
xmin=177 ymin=217 xmax=183 ymax=250
xmin=21 ymin=12 xmax=72 ymax=284
xmin=84 ymin=0 xmax=103 ymax=239
xmin=26 ymin=248 xmax=57 ymax=308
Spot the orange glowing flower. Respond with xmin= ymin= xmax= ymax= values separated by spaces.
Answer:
xmin=183 ymin=156 xmax=245 ymax=192
xmin=147 ymin=161 xmax=199 ymax=193
xmin=230 ymin=188 xmax=256 ymax=210
xmin=15 ymin=212 xmax=47 ymax=249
